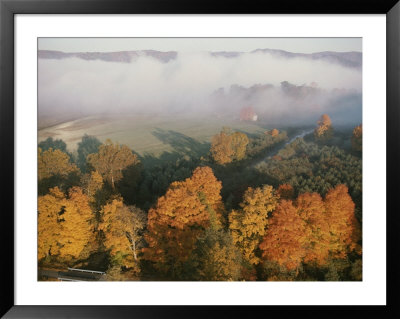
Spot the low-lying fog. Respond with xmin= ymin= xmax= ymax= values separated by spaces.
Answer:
xmin=38 ymin=50 xmax=362 ymax=127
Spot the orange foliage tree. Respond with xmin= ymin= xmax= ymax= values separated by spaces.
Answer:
xmin=142 ymin=166 xmax=224 ymax=273
xmin=259 ymin=185 xmax=361 ymax=273
xmin=270 ymin=129 xmax=279 ymax=137
xmin=87 ymin=139 xmax=140 ymax=189
xmin=38 ymin=187 xmax=94 ymax=262
xmin=259 ymin=200 xmax=308 ymax=271
xmin=277 ymin=184 xmax=295 ymax=200
xmin=229 ymin=185 xmax=279 ymax=265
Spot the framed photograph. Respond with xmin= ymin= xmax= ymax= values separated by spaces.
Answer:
xmin=1 ymin=0 xmax=399 ymax=318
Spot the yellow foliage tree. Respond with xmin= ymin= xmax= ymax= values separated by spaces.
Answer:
xmin=58 ymin=187 xmax=95 ymax=259
xmin=210 ymin=129 xmax=249 ymax=164
xmin=99 ymin=198 xmax=146 ymax=270
xmin=324 ymin=184 xmax=361 ymax=258
xmin=81 ymin=170 xmax=104 ymax=201
xmin=229 ymin=185 xmax=279 ymax=265
xmin=87 ymin=140 xmax=140 ymax=188
xmin=210 ymin=130 xmax=234 ymax=165
xmin=190 ymin=228 xmax=242 ymax=281
xmin=38 ymin=187 xmax=64 ymax=260
xmin=314 ymin=114 xmax=333 ymax=141
xmin=296 ymin=192 xmax=330 ymax=266
xmin=230 ymin=132 xmax=250 ymax=161
xmin=38 ymin=147 xmax=79 ymax=181
xmin=38 ymin=187 xmax=94 ymax=262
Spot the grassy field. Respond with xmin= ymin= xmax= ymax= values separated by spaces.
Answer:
xmin=38 ymin=113 xmax=268 ymax=157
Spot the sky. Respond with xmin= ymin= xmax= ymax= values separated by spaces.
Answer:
xmin=38 ymin=38 xmax=362 ymax=53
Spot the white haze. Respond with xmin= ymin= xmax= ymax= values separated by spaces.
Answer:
xmin=38 ymin=51 xmax=362 ymax=126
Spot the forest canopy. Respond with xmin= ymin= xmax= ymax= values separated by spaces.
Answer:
xmin=37 ymin=117 xmax=362 ymax=282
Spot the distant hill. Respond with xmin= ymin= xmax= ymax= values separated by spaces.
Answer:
xmin=38 ymin=49 xmax=177 ymax=63
xmin=38 ymin=48 xmax=362 ymax=69
xmin=251 ymin=49 xmax=362 ymax=69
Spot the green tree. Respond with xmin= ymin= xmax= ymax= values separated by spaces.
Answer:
xmin=38 ymin=137 xmax=68 ymax=153
xmin=77 ymin=134 xmax=102 ymax=172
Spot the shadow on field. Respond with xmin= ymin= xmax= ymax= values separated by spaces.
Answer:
xmin=151 ymin=128 xmax=210 ymax=159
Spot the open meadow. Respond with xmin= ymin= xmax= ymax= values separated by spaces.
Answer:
xmin=38 ymin=113 xmax=267 ymax=156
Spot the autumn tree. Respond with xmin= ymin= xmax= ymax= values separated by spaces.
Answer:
xmin=38 ymin=187 xmax=95 ymax=262
xmin=230 ymin=132 xmax=250 ymax=161
xmin=99 ymin=198 xmax=146 ymax=272
xmin=270 ymin=129 xmax=279 ymax=137
xmin=87 ymin=139 xmax=140 ymax=189
xmin=38 ymin=147 xmax=80 ymax=194
xmin=259 ymin=200 xmax=308 ymax=271
xmin=314 ymin=114 xmax=333 ymax=141
xmin=38 ymin=147 xmax=79 ymax=181
xmin=229 ymin=185 xmax=279 ymax=265
xmin=210 ymin=128 xmax=249 ymax=164
xmin=259 ymin=185 xmax=361 ymax=275
xmin=58 ymin=187 xmax=96 ymax=259
xmin=324 ymin=184 xmax=361 ymax=258
xmin=143 ymin=166 xmax=224 ymax=277
xmin=81 ymin=170 xmax=104 ymax=201
xmin=277 ymin=184 xmax=295 ymax=200
xmin=187 ymin=227 xmax=242 ymax=281
xmin=296 ymin=192 xmax=330 ymax=266
xmin=38 ymin=187 xmax=65 ymax=260
xmin=210 ymin=128 xmax=234 ymax=165
xmin=351 ymin=124 xmax=362 ymax=152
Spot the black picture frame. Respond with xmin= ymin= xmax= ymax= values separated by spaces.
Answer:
xmin=1 ymin=0 xmax=399 ymax=318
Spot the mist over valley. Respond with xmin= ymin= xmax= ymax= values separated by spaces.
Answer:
xmin=38 ymin=48 xmax=362 ymax=153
